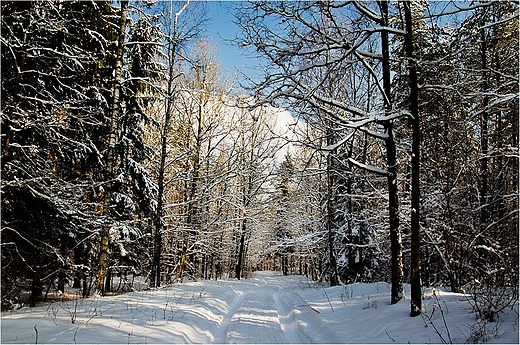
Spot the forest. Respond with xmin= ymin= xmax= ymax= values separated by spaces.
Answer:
xmin=1 ymin=0 xmax=518 ymax=321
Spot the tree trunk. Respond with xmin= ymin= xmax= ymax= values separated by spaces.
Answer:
xmin=96 ymin=0 xmax=128 ymax=295
xmin=178 ymin=248 xmax=187 ymax=283
xmin=105 ymin=267 xmax=112 ymax=293
xmin=379 ymin=0 xmax=404 ymax=305
xmin=326 ymin=139 xmax=339 ymax=286
xmin=57 ymin=271 xmax=66 ymax=292
xmin=30 ymin=272 xmax=42 ymax=308
xmin=151 ymin=69 xmax=173 ymax=287
xmin=179 ymin=105 xmax=203 ymax=283
xmin=404 ymin=0 xmax=422 ymax=317
xmin=479 ymin=26 xmax=489 ymax=234
xmin=151 ymin=0 xmax=187 ymax=288
xmin=236 ymin=222 xmax=246 ymax=280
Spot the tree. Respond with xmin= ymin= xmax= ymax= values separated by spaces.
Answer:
xmin=235 ymin=0 xmax=406 ymax=298
xmin=96 ymin=0 xmax=129 ymax=295
xmin=451 ymin=1 xmax=518 ymax=297
xmin=402 ymin=0 xmax=422 ymax=317
xmin=0 ymin=0 xmax=166 ymax=300
xmin=1 ymin=0 xmax=123 ymax=305
xmin=231 ymin=100 xmax=285 ymax=279
xmin=273 ymin=152 xmax=295 ymax=275
xmin=379 ymin=0 xmax=404 ymax=304
xmin=470 ymin=3 xmax=519 ymax=290
xmin=150 ymin=0 xmax=192 ymax=288
xmin=392 ymin=1 xmax=518 ymax=305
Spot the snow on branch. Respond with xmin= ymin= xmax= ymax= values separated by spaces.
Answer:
xmin=479 ymin=13 xmax=519 ymax=29
xmin=347 ymin=157 xmax=387 ymax=176
xmin=322 ymin=131 xmax=355 ymax=152
xmin=351 ymin=1 xmax=383 ymax=23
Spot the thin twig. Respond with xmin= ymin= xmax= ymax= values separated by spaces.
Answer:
xmin=434 ymin=292 xmax=452 ymax=343
xmin=289 ymin=291 xmax=320 ymax=313
xmin=385 ymin=330 xmax=395 ymax=342
xmin=34 ymin=324 xmax=38 ymax=344
xmin=323 ymin=286 xmax=334 ymax=312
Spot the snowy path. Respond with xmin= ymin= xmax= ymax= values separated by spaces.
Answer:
xmin=2 ymin=271 xmax=518 ymax=344
xmin=219 ymin=287 xmax=288 ymax=343
xmin=213 ymin=272 xmax=300 ymax=344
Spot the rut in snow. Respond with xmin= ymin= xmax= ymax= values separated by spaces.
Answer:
xmin=213 ymin=272 xmax=301 ymax=344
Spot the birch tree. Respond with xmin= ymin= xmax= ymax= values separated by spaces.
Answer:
xmin=150 ymin=0 xmax=190 ymax=288
xmin=175 ymin=40 xmax=228 ymax=282
xmin=96 ymin=0 xmax=129 ymax=295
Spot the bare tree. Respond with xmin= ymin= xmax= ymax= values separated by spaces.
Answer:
xmin=145 ymin=0 xmax=207 ymax=287
xmin=151 ymin=0 xmax=190 ymax=288
xmin=235 ymin=0 xmax=406 ymax=299
xmin=230 ymin=99 xmax=285 ymax=279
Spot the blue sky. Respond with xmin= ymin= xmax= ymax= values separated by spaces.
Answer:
xmin=203 ymin=1 xmax=263 ymax=88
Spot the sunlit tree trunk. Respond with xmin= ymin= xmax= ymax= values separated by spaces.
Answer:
xmin=235 ymin=202 xmax=247 ymax=280
xmin=97 ymin=0 xmax=128 ymax=295
xmin=179 ymin=101 xmax=203 ymax=282
xmin=235 ymin=146 xmax=254 ymax=280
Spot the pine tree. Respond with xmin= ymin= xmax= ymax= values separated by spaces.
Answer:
xmin=1 ymin=0 xmax=120 ymax=306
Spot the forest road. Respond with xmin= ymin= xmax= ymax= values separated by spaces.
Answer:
xmin=212 ymin=271 xmax=302 ymax=344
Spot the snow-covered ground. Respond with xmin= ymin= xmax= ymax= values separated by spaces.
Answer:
xmin=1 ymin=271 xmax=518 ymax=344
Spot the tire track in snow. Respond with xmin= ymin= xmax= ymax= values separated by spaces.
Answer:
xmin=273 ymin=286 xmax=302 ymax=344
xmin=213 ymin=273 xmax=295 ymax=344
xmin=222 ymin=288 xmax=288 ymax=343
xmin=212 ymin=285 xmax=249 ymax=344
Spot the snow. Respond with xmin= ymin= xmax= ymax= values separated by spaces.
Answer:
xmin=2 ymin=271 xmax=518 ymax=344
xmin=347 ymin=158 xmax=388 ymax=176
